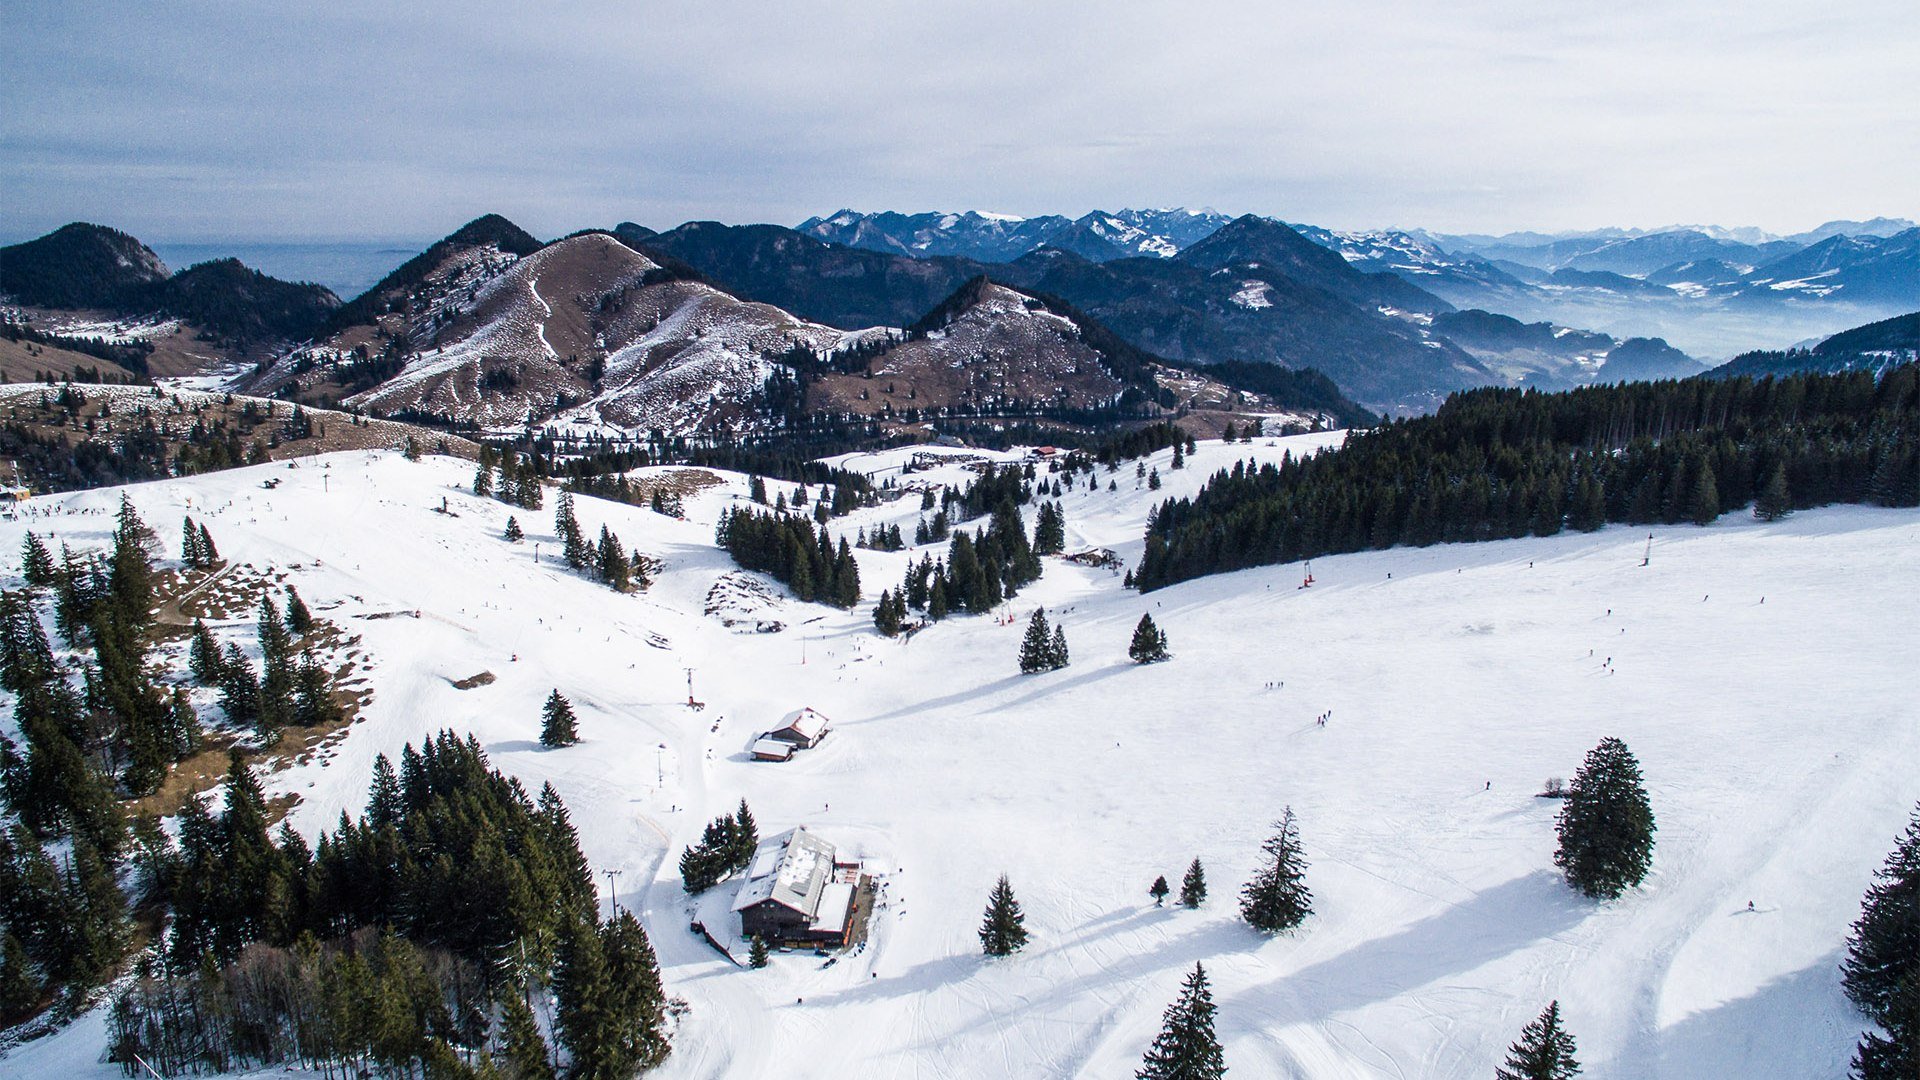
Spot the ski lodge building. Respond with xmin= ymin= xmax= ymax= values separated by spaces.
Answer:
xmin=732 ymin=827 xmax=862 ymax=946
xmin=751 ymin=707 xmax=831 ymax=762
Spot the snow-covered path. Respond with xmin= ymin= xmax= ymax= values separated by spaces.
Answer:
xmin=2 ymin=435 xmax=1914 ymax=1078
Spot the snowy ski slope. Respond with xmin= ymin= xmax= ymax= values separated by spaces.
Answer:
xmin=2 ymin=432 xmax=1916 ymax=1078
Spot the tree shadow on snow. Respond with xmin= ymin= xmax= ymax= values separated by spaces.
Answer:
xmin=1612 ymin=947 xmax=1858 ymax=1080
xmin=1223 ymin=869 xmax=1585 ymax=1024
xmin=485 ymin=739 xmax=546 ymax=755
xmin=856 ymin=662 xmax=1133 ymax=726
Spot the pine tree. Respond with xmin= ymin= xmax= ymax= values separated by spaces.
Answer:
xmin=1148 ymin=468 xmax=1162 ymax=491
xmin=181 ymin=516 xmax=205 ymax=567
xmin=541 ymin=690 xmax=581 ymax=748
xmin=1129 ymin=614 xmax=1170 ymax=663
xmin=284 ymin=586 xmax=313 ymax=637
xmin=1754 ymin=462 xmax=1793 ymax=522
xmin=0 ymin=931 xmax=38 ymax=1016
xmin=186 ymin=619 xmax=223 ymax=685
xmin=1687 ymin=460 xmax=1720 ymax=525
xmin=197 ymin=523 xmax=220 ymax=566
xmin=1495 ymin=1001 xmax=1581 ymax=1080
xmin=366 ymin=752 xmax=404 ymax=827
xmin=873 ymin=589 xmax=902 ymax=637
xmin=1240 ymin=807 xmax=1313 ymax=933
xmin=1179 ymin=859 xmax=1207 ymax=909
xmin=1033 ymin=501 xmax=1066 ymax=555
xmin=1136 ymin=962 xmax=1226 ymax=1080
xmin=979 ymin=875 xmax=1029 ymax=956
xmin=1150 ymin=875 xmax=1170 ymax=906
xmin=748 ymin=935 xmax=770 ymax=969
xmin=504 ymin=516 xmax=524 ymax=542
xmin=1554 ymin=737 xmax=1656 ymax=900
xmin=1050 ymin=624 xmax=1070 ymax=669
xmin=474 ymin=464 xmax=494 ymax=499
xmin=20 ymin=534 xmax=55 ymax=587
xmin=1850 ymin=971 xmax=1920 ymax=1079
xmin=1018 ymin=609 xmax=1054 ymax=674
xmin=1844 ymin=803 xmax=1920 ymax=1026
xmin=499 ymin=990 xmax=556 ymax=1080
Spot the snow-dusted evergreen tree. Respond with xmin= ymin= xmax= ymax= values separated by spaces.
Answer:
xmin=1136 ymin=962 xmax=1226 ymax=1080
xmin=1179 ymin=858 xmax=1207 ymax=909
xmin=1496 ymin=1001 xmax=1581 ymax=1080
xmin=1150 ymin=875 xmax=1170 ymax=906
xmin=1240 ymin=807 xmax=1312 ymax=933
xmin=541 ymin=689 xmax=580 ymax=748
xmin=1850 ymin=973 xmax=1920 ymax=1078
xmin=20 ymin=532 xmax=56 ymax=586
xmin=504 ymin=515 xmax=524 ymax=542
xmin=1554 ymin=737 xmax=1656 ymax=899
xmin=1129 ymin=614 xmax=1170 ymax=663
xmin=1019 ymin=609 xmax=1055 ymax=674
xmin=979 ymin=875 xmax=1029 ymax=956
xmin=1844 ymin=804 xmax=1920 ymax=1034
xmin=197 ymin=523 xmax=219 ymax=566
xmin=748 ymin=935 xmax=770 ymax=969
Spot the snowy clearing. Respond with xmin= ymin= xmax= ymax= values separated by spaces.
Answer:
xmin=2 ymin=432 xmax=1914 ymax=1078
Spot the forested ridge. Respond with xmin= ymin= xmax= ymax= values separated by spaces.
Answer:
xmin=1137 ymin=365 xmax=1920 ymax=591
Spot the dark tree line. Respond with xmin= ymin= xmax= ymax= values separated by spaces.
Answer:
xmin=1137 ymin=366 xmax=1920 ymax=591
xmin=715 ymin=506 xmax=860 ymax=608
xmin=678 ymin=801 xmax=757 ymax=895
xmin=554 ymin=492 xmax=651 ymax=593
xmin=112 ymin=737 xmax=670 ymax=1078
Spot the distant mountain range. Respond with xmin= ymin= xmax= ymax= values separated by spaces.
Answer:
xmin=6 ymin=206 xmax=1916 ymax=435
xmin=798 ymin=209 xmax=1233 ymax=264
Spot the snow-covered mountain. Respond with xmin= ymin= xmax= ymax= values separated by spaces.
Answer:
xmin=797 ymin=208 xmax=1233 ymax=263
xmin=5 ymin=436 xmax=1914 ymax=1078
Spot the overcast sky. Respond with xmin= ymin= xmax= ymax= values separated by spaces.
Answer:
xmin=4 ymin=0 xmax=1917 ymax=243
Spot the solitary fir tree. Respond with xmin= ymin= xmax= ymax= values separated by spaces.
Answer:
xmin=1495 ymin=1001 xmax=1581 ymax=1080
xmin=541 ymin=690 xmax=581 ymax=748
xmin=1179 ymin=858 xmax=1208 ymax=909
xmin=749 ymin=935 xmax=770 ymax=969
xmin=504 ymin=515 xmax=524 ymax=542
xmin=1150 ymin=875 xmax=1170 ymax=906
xmin=1554 ymin=737 xmax=1656 ymax=900
xmin=1050 ymin=624 xmax=1070 ymax=669
xmin=1136 ymin=962 xmax=1226 ymax=1080
xmin=1241 ymin=807 xmax=1313 ymax=933
xmin=1129 ymin=613 xmax=1171 ymax=663
xmin=1754 ymin=462 xmax=1793 ymax=522
xmin=1843 ymin=803 xmax=1920 ymax=1035
xmin=979 ymin=875 xmax=1029 ymax=956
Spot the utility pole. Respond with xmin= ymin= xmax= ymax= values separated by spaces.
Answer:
xmin=603 ymin=869 xmax=622 ymax=916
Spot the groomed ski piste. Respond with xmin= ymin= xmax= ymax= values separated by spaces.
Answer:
xmin=3 ymin=430 xmax=1916 ymax=1079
